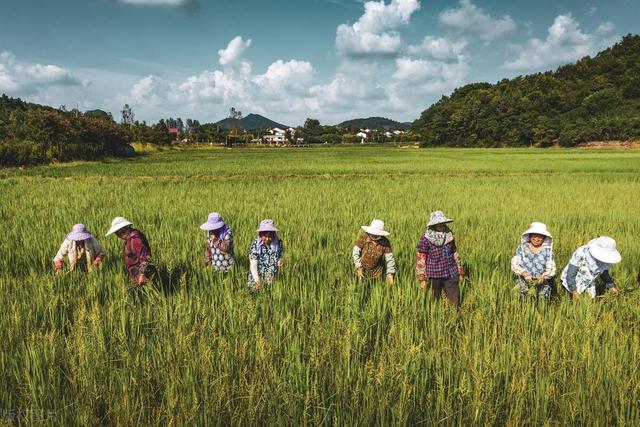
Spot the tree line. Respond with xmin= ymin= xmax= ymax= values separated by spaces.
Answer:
xmin=412 ymin=34 xmax=640 ymax=147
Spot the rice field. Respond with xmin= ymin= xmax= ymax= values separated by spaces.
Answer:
xmin=1 ymin=146 xmax=640 ymax=425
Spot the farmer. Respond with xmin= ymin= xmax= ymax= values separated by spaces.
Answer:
xmin=561 ymin=236 xmax=621 ymax=299
xmin=352 ymin=219 xmax=396 ymax=285
xmin=200 ymin=212 xmax=234 ymax=272
xmin=106 ymin=216 xmax=153 ymax=285
xmin=248 ymin=219 xmax=284 ymax=290
xmin=510 ymin=222 xmax=556 ymax=300
xmin=416 ymin=211 xmax=464 ymax=306
xmin=53 ymin=224 xmax=105 ymax=272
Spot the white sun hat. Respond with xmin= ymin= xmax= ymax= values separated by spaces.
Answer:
xmin=522 ymin=222 xmax=552 ymax=239
xmin=361 ymin=219 xmax=390 ymax=236
xmin=588 ymin=236 xmax=622 ymax=264
xmin=427 ymin=210 xmax=453 ymax=227
xmin=106 ymin=216 xmax=132 ymax=236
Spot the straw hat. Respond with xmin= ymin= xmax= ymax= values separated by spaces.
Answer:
xmin=106 ymin=216 xmax=132 ymax=236
xmin=427 ymin=211 xmax=453 ymax=227
xmin=588 ymin=236 xmax=621 ymax=264
xmin=522 ymin=222 xmax=552 ymax=239
xmin=257 ymin=219 xmax=279 ymax=233
xmin=361 ymin=219 xmax=389 ymax=237
xmin=66 ymin=224 xmax=93 ymax=241
xmin=200 ymin=212 xmax=226 ymax=231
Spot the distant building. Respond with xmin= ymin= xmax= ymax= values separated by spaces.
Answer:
xmin=168 ymin=127 xmax=180 ymax=141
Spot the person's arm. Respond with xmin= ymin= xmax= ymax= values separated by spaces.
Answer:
xmin=204 ymin=242 xmax=212 ymax=266
xmin=416 ymin=252 xmax=427 ymax=282
xmin=601 ymin=270 xmax=618 ymax=293
xmin=277 ymin=240 xmax=284 ymax=268
xmin=452 ymin=240 xmax=464 ymax=278
xmin=384 ymin=252 xmax=396 ymax=275
xmin=91 ymin=237 xmax=105 ymax=266
xmin=53 ymin=240 xmax=69 ymax=270
xmin=250 ymin=258 xmax=260 ymax=285
xmin=510 ymin=245 xmax=526 ymax=276
xmin=127 ymin=236 xmax=149 ymax=283
xmin=565 ymin=264 xmax=579 ymax=292
xmin=542 ymin=251 xmax=556 ymax=280
xmin=215 ymin=232 xmax=232 ymax=253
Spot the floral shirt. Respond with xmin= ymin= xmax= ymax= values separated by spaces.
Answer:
xmin=204 ymin=228 xmax=234 ymax=272
xmin=561 ymin=240 xmax=613 ymax=296
xmin=53 ymin=237 xmax=104 ymax=270
xmin=511 ymin=243 xmax=556 ymax=278
xmin=247 ymin=237 xmax=284 ymax=287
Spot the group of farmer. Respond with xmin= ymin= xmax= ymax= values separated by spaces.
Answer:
xmin=53 ymin=210 xmax=624 ymax=304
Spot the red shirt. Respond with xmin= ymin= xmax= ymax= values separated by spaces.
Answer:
xmin=123 ymin=229 xmax=152 ymax=281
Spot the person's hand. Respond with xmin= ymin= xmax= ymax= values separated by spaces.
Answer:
xmin=254 ymin=281 xmax=261 ymax=291
xmin=536 ymin=276 xmax=545 ymax=285
xmin=355 ymin=267 xmax=364 ymax=279
xmin=386 ymin=274 xmax=394 ymax=285
xmin=92 ymin=257 xmax=102 ymax=267
xmin=609 ymin=286 xmax=619 ymax=295
xmin=419 ymin=280 xmax=428 ymax=289
xmin=137 ymin=274 xmax=146 ymax=286
xmin=277 ymin=259 xmax=284 ymax=269
xmin=523 ymin=273 xmax=533 ymax=282
xmin=572 ymin=290 xmax=580 ymax=300
xmin=458 ymin=266 xmax=465 ymax=281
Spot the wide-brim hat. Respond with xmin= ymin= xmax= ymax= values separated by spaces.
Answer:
xmin=257 ymin=219 xmax=279 ymax=233
xmin=66 ymin=223 xmax=92 ymax=241
xmin=522 ymin=222 xmax=552 ymax=239
xmin=106 ymin=216 xmax=132 ymax=236
xmin=427 ymin=211 xmax=453 ymax=227
xmin=200 ymin=212 xmax=226 ymax=231
xmin=361 ymin=219 xmax=389 ymax=236
xmin=588 ymin=236 xmax=621 ymax=264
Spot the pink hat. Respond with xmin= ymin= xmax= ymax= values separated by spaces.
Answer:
xmin=66 ymin=224 xmax=93 ymax=241
xmin=200 ymin=212 xmax=226 ymax=231
xmin=257 ymin=219 xmax=279 ymax=233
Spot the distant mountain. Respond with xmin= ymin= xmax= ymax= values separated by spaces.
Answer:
xmin=337 ymin=117 xmax=410 ymax=130
xmin=412 ymin=34 xmax=640 ymax=147
xmin=215 ymin=113 xmax=288 ymax=131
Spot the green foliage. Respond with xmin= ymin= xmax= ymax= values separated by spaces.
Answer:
xmin=2 ymin=147 xmax=640 ymax=424
xmin=413 ymin=35 xmax=640 ymax=147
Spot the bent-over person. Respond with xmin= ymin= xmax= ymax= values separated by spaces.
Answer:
xmin=106 ymin=216 xmax=153 ymax=285
xmin=352 ymin=219 xmax=396 ymax=285
xmin=53 ymin=224 xmax=104 ymax=272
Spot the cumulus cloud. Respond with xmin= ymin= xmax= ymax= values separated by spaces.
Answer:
xmin=439 ymin=0 xmax=516 ymax=42
xmin=336 ymin=0 xmax=420 ymax=57
xmin=406 ymin=36 xmax=467 ymax=61
xmin=503 ymin=14 xmax=617 ymax=71
xmin=218 ymin=36 xmax=252 ymax=66
xmin=0 ymin=51 xmax=82 ymax=95
xmin=253 ymin=59 xmax=314 ymax=95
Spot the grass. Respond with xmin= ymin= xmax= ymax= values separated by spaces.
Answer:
xmin=1 ymin=146 xmax=639 ymax=425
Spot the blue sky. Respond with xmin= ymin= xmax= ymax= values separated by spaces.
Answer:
xmin=1 ymin=0 xmax=637 ymax=126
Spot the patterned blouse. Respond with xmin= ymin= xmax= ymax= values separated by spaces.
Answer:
xmin=352 ymin=234 xmax=396 ymax=278
xmin=247 ymin=237 xmax=284 ymax=287
xmin=511 ymin=243 xmax=556 ymax=278
xmin=204 ymin=228 xmax=234 ymax=272
xmin=561 ymin=241 xmax=613 ymax=295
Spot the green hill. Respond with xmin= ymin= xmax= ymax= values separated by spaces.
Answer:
xmin=215 ymin=113 xmax=288 ymax=131
xmin=338 ymin=117 xmax=409 ymax=130
xmin=412 ymin=34 xmax=640 ymax=147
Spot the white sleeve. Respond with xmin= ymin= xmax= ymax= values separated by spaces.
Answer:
xmin=54 ymin=240 xmax=70 ymax=262
xmin=352 ymin=245 xmax=362 ymax=268
xmin=250 ymin=258 xmax=260 ymax=283
xmin=385 ymin=252 xmax=396 ymax=275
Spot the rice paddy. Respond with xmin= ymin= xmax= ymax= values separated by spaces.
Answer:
xmin=1 ymin=146 xmax=639 ymax=425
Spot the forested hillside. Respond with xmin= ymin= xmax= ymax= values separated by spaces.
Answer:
xmin=412 ymin=34 xmax=640 ymax=147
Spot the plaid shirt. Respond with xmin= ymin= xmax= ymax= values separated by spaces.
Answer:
xmin=416 ymin=236 xmax=459 ymax=279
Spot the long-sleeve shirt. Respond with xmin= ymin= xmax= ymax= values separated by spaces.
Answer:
xmin=123 ymin=229 xmax=152 ymax=282
xmin=510 ymin=243 xmax=556 ymax=278
xmin=561 ymin=241 xmax=614 ymax=297
xmin=203 ymin=228 xmax=234 ymax=272
xmin=247 ymin=237 xmax=284 ymax=287
xmin=352 ymin=234 xmax=396 ymax=278
xmin=415 ymin=236 xmax=461 ymax=280
xmin=53 ymin=237 xmax=104 ymax=270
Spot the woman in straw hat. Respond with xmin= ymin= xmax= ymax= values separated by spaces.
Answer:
xmin=416 ymin=211 xmax=464 ymax=306
xmin=561 ymin=236 xmax=621 ymax=299
xmin=510 ymin=222 xmax=556 ymax=300
xmin=200 ymin=212 xmax=235 ymax=273
xmin=352 ymin=219 xmax=396 ymax=285
xmin=106 ymin=216 xmax=153 ymax=285
xmin=53 ymin=224 xmax=105 ymax=272
xmin=248 ymin=219 xmax=284 ymax=290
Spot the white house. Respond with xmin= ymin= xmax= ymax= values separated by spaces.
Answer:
xmin=356 ymin=131 xmax=368 ymax=144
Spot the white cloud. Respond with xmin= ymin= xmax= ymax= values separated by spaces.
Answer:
xmin=439 ymin=0 xmax=516 ymax=42
xmin=218 ymin=36 xmax=252 ymax=66
xmin=503 ymin=14 xmax=617 ymax=71
xmin=406 ymin=36 xmax=467 ymax=61
xmin=393 ymin=56 xmax=468 ymax=92
xmin=336 ymin=0 xmax=420 ymax=57
xmin=0 ymin=51 xmax=82 ymax=95
xmin=253 ymin=59 xmax=314 ymax=95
